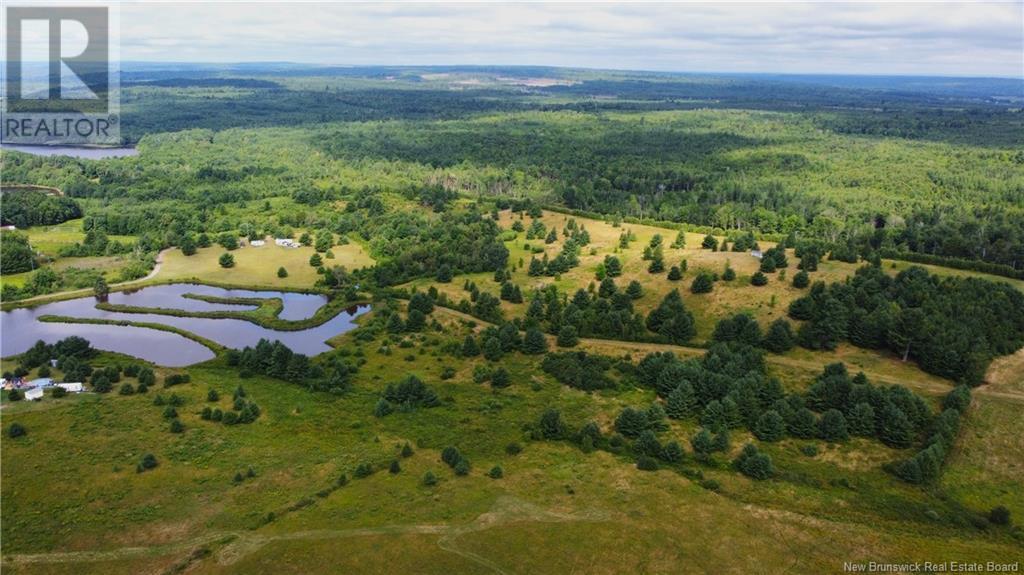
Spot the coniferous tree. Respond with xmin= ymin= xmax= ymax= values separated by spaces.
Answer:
xmin=665 ymin=383 xmax=696 ymax=419
xmin=690 ymin=273 xmax=714 ymax=294
xmin=523 ymin=328 xmax=548 ymax=354
xmin=792 ymin=270 xmax=810 ymax=288
xmin=626 ymin=280 xmax=644 ymax=299
xmin=754 ymin=410 xmax=787 ymax=442
xmin=847 ymin=402 xmax=876 ymax=437
xmin=818 ymin=409 xmax=849 ymax=441
xmin=462 ymin=335 xmax=480 ymax=357
xmin=762 ymin=319 xmax=795 ymax=353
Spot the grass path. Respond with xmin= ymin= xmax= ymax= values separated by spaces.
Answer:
xmin=1 ymin=496 xmax=612 ymax=573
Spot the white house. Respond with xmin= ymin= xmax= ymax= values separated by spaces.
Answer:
xmin=25 ymin=387 xmax=44 ymax=401
xmin=56 ymin=382 xmax=84 ymax=393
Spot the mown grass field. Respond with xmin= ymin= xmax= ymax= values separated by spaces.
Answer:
xmin=158 ymin=239 xmax=374 ymax=289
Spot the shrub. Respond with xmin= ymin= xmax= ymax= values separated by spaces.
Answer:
xmin=422 ymin=471 xmax=438 ymax=486
xmin=8 ymin=423 xmax=26 ymax=438
xmin=401 ymin=442 xmax=414 ymax=458
xmin=170 ymin=419 xmax=185 ymax=433
xmin=988 ymin=506 xmax=1012 ymax=526
xmin=353 ymin=463 xmax=373 ymax=478
xmin=277 ymin=267 xmax=288 ymax=278
xmin=219 ymin=253 xmax=235 ymax=268
xmin=636 ymin=456 xmax=659 ymax=471
xmin=139 ymin=453 xmax=158 ymax=472
xmin=442 ymin=446 xmax=463 ymax=468
xmin=488 ymin=466 xmax=504 ymax=479
xmin=389 ymin=460 xmax=401 ymax=474
xmin=454 ymin=459 xmax=471 ymax=476
xmin=734 ymin=444 xmax=774 ymax=480
xmin=505 ymin=442 xmax=522 ymax=455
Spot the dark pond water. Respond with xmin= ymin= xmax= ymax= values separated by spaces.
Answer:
xmin=1 ymin=284 xmax=367 ymax=367
xmin=0 ymin=144 xmax=138 ymax=159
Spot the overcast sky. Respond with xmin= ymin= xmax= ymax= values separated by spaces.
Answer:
xmin=109 ymin=2 xmax=1024 ymax=77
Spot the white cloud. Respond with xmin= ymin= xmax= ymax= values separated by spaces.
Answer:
xmin=117 ymin=2 xmax=1024 ymax=77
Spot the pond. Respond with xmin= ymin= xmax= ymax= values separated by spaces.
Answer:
xmin=0 ymin=144 xmax=138 ymax=159
xmin=1 ymin=284 xmax=367 ymax=367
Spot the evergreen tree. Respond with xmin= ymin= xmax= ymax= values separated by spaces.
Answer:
xmin=665 ymin=383 xmax=696 ymax=419
xmin=750 ymin=271 xmax=769 ymax=286
xmin=491 ymin=367 xmax=510 ymax=388
xmin=788 ymin=408 xmax=818 ymax=439
xmin=615 ymin=407 xmax=648 ymax=438
xmin=667 ymin=266 xmax=682 ymax=281
xmin=762 ymin=319 xmax=795 ymax=353
xmin=754 ymin=410 xmax=786 ymax=442
xmin=722 ymin=265 xmax=736 ymax=281
xmin=389 ymin=460 xmax=401 ymax=474
xmin=598 ymin=277 xmax=617 ymax=298
xmin=690 ymin=429 xmax=715 ymax=459
xmin=626 ymin=280 xmax=644 ymax=299
xmin=690 ymin=273 xmax=714 ymax=294
xmin=635 ymin=430 xmax=662 ymax=457
xmin=818 ymin=409 xmax=849 ymax=441
xmin=523 ymin=328 xmax=548 ymax=354
xmin=277 ymin=267 xmax=288 ymax=278
xmin=646 ymin=289 xmax=696 ymax=344
xmin=219 ymin=253 xmax=235 ymax=268
xmin=556 ymin=325 xmax=579 ymax=347
xmin=462 ymin=335 xmax=480 ymax=357
xmin=483 ymin=337 xmax=504 ymax=361
xmin=603 ymin=255 xmax=622 ymax=277
xmin=539 ymin=408 xmax=565 ymax=439
xmin=879 ymin=404 xmax=915 ymax=448
xmin=309 ymin=253 xmax=323 ymax=267
xmin=847 ymin=402 xmax=876 ymax=437
xmin=701 ymin=235 xmax=718 ymax=250
xmin=422 ymin=471 xmax=438 ymax=486
xmin=661 ymin=441 xmax=684 ymax=463
xmin=792 ymin=270 xmax=810 ymax=288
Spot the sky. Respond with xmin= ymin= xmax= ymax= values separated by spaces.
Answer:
xmin=19 ymin=1 xmax=1024 ymax=77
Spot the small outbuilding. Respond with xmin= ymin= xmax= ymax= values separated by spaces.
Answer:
xmin=25 ymin=387 xmax=44 ymax=401
xmin=56 ymin=382 xmax=84 ymax=393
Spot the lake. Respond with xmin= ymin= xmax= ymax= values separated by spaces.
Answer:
xmin=0 ymin=145 xmax=138 ymax=159
xmin=1 ymin=284 xmax=367 ymax=367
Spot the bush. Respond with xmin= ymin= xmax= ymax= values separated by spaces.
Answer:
xmin=354 ymin=462 xmax=373 ymax=478
xmin=734 ymin=444 xmax=773 ymax=480
xmin=8 ymin=423 xmax=26 ymax=438
xmin=505 ymin=442 xmax=522 ymax=455
xmin=170 ymin=419 xmax=185 ymax=433
xmin=422 ymin=471 xmax=438 ymax=486
xmin=139 ymin=453 xmax=158 ymax=472
xmin=219 ymin=253 xmax=235 ymax=268
xmin=988 ymin=506 xmax=1012 ymax=526
xmin=389 ymin=460 xmax=401 ymax=474
xmin=488 ymin=466 xmax=504 ymax=479
xmin=277 ymin=267 xmax=288 ymax=278
xmin=7 ymin=389 xmax=24 ymax=402
xmin=636 ymin=456 xmax=659 ymax=471
xmin=454 ymin=459 xmax=471 ymax=476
